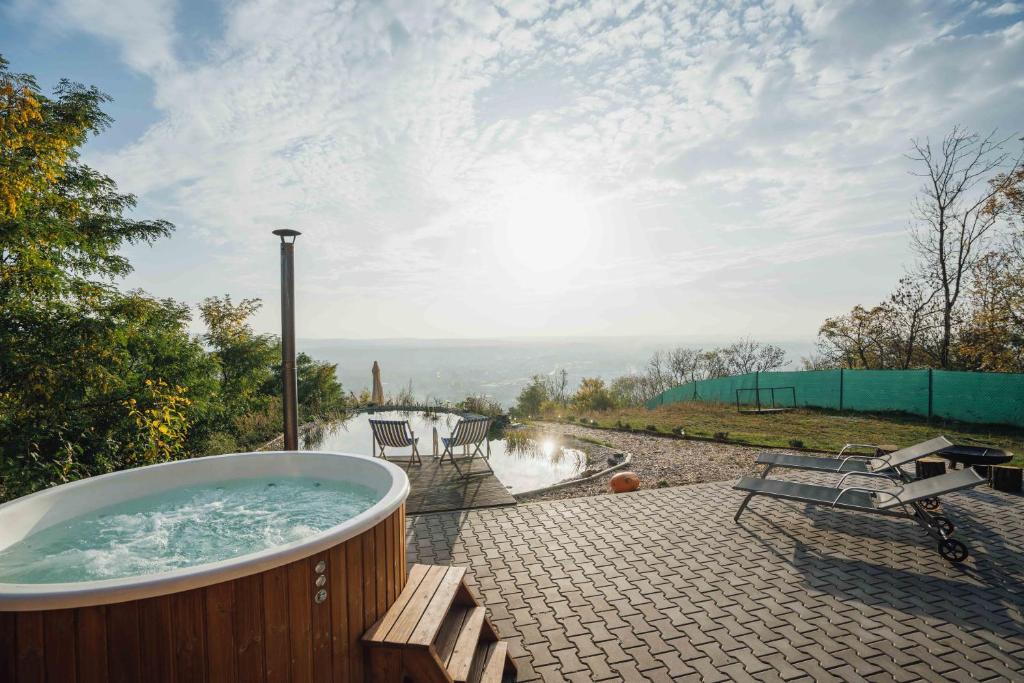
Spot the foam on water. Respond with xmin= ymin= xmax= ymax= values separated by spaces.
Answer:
xmin=0 ymin=477 xmax=379 ymax=584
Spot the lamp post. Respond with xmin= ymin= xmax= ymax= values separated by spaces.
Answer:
xmin=273 ymin=228 xmax=301 ymax=450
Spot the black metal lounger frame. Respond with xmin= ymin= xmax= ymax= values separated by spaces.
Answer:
xmin=756 ymin=436 xmax=954 ymax=510
xmin=758 ymin=436 xmax=953 ymax=478
xmin=733 ymin=468 xmax=985 ymax=562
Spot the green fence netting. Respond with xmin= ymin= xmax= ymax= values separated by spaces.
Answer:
xmin=842 ymin=369 xmax=931 ymax=415
xmin=646 ymin=369 xmax=1024 ymax=428
xmin=759 ymin=369 xmax=841 ymax=408
xmin=932 ymin=371 xmax=1024 ymax=427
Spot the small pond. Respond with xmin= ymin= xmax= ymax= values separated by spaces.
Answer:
xmin=303 ymin=410 xmax=586 ymax=493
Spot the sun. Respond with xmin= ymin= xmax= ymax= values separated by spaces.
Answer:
xmin=496 ymin=178 xmax=600 ymax=284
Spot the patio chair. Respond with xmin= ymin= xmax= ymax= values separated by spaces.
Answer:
xmin=733 ymin=467 xmax=985 ymax=562
xmin=369 ymin=419 xmax=422 ymax=470
xmin=439 ymin=417 xmax=493 ymax=477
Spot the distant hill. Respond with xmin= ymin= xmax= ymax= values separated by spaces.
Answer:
xmin=299 ymin=337 xmax=816 ymax=409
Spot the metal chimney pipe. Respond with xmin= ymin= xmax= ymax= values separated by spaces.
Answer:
xmin=273 ymin=228 xmax=302 ymax=450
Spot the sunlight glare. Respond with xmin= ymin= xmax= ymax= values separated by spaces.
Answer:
xmin=496 ymin=178 xmax=600 ymax=285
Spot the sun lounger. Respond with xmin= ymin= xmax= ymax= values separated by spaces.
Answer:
xmin=439 ymin=417 xmax=493 ymax=477
xmin=733 ymin=467 xmax=985 ymax=562
xmin=755 ymin=435 xmax=953 ymax=479
xmin=369 ymin=419 xmax=422 ymax=470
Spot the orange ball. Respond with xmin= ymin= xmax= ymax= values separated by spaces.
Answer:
xmin=609 ymin=471 xmax=640 ymax=493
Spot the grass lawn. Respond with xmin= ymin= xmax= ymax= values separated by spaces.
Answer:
xmin=558 ymin=402 xmax=1024 ymax=467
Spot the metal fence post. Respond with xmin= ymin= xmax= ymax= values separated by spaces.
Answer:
xmin=927 ymin=368 xmax=933 ymax=419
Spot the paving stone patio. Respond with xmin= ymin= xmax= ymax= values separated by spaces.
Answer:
xmin=406 ymin=475 xmax=1024 ymax=682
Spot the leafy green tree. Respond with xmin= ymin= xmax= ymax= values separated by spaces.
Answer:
xmin=199 ymin=296 xmax=277 ymax=416
xmin=265 ymin=351 xmax=347 ymax=420
xmin=572 ymin=377 xmax=616 ymax=411
xmin=608 ymin=375 xmax=647 ymax=407
xmin=125 ymin=378 xmax=193 ymax=465
xmin=295 ymin=353 xmax=346 ymax=417
xmin=0 ymin=57 xmax=219 ymax=499
xmin=0 ymin=57 xmax=172 ymax=299
xmin=513 ymin=375 xmax=550 ymax=417
xmin=0 ymin=56 xmax=366 ymax=496
xmin=0 ymin=281 xmax=218 ymax=498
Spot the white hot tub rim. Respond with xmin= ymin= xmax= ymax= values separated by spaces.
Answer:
xmin=0 ymin=450 xmax=410 ymax=611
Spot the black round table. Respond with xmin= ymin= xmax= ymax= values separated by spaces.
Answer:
xmin=937 ymin=444 xmax=1013 ymax=468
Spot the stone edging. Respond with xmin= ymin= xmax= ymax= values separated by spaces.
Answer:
xmin=514 ymin=451 xmax=633 ymax=499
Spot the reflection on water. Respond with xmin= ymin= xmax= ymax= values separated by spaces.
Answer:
xmin=303 ymin=410 xmax=585 ymax=493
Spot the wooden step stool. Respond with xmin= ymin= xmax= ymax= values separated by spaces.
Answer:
xmin=363 ymin=564 xmax=517 ymax=683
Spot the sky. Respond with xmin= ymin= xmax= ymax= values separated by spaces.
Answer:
xmin=2 ymin=0 xmax=1023 ymax=341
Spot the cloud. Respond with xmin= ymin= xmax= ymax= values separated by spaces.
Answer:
xmin=17 ymin=0 xmax=1024 ymax=338
xmin=984 ymin=2 xmax=1022 ymax=16
xmin=12 ymin=0 xmax=178 ymax=75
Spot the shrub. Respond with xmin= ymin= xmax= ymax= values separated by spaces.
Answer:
xmin=566 ymin=415 xmax=577 ymax=422
xmin=672 ymin=426 xmax=685 ymax=436
xmin=231 ymin=397 xmax=282 ymax=449
xmin=657 ymin=480 xmax=670 ymax=488
xmin=513 ymin=376 xmax=549 ymax=417
xmin=645 ymin=424 xmax=659 ymax=432
xmin=788 ymin=439 xmax=804 ymax=448
xmin=713 ymin=431 xmax=729 ymax=441
xmin=457 ymin=395 xmax=504 ymax=418
xmin=572 ymin=377 xmax=616 ymax=411
xmin=203 ymin=432 xmax=238 ymax=455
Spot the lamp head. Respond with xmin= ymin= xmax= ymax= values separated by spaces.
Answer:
xmin=272 ymin=228 xmax=302 ymax=243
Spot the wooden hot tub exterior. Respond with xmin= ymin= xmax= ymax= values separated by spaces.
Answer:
xmin=0 ymin=503 xmax=406 ymax=683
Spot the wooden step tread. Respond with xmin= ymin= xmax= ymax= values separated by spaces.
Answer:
xmin=434 ymin=605 xmax=473 ymax=668
xmin=467 ymin=641 xmax=509 ymax=683
xmin=446 ymin=606 xmax=486 ymax=682
xmin=363 ymin=564 xmax=467 ymax=646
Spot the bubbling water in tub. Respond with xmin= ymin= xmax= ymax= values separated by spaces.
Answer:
xmin=0 ymin=477 xmax=379 ymax=584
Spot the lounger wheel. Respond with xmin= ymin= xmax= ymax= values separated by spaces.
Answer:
xmin=922 ymin=497 xmax=940 ymax=511
xmin=938 ymin=538 xmax=968 ymax=563
xmin=932 ymin=516 xmax=954 ymax=538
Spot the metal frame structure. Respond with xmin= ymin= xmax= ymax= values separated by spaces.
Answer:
xmin=735 ymin=386 xmax=796 ymax=413
xmin=733 ymin=468 xmax=985 ymax=562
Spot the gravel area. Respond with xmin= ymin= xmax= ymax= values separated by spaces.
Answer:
xmin=516 ymin=422 xmax=765 ymax=503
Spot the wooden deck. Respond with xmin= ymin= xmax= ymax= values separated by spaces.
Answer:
xmin=388 ymin=455 xmax=516 ymax=515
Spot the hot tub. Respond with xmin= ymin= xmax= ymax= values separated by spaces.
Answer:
xmin=0 ymin=451 xmax=409 ymax=682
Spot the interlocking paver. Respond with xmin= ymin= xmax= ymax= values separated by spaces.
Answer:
xmin=406 ymin=476 xmax=1024 ymax=681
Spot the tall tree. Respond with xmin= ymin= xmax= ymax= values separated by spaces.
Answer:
xmin=908 ymin=127 xmax=1023 ymax=368
xmin=884 ymin=277 xmax=939 ymax=368
xmin=817 ymin=305 xmax=890 ymax=368
xmin=0 ymin=57 xmax=217 ymax=498
xmin=199 ymin=295 xmax=277 ymax=416
xmin=958 ymin=250 xmax=1024 ymax=371
xmin=572 ymin=378 xmax=615 ymax=411
xmin=513 ymin=375 xmax=549 ymax=417
xmin=720 ymin=337 xmax=788 ymax=374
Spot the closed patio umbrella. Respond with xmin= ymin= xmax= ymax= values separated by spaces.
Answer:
xmin=371 ymin=361 xmax=384 ymax=404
